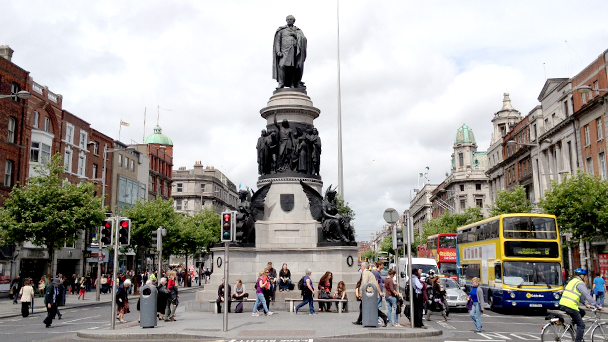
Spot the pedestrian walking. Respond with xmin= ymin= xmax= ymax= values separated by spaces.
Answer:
xmin=78 ymin=275 xmax=86 ymax=300
xmin=468 ymin=277 xmax=484 ymax=333
xmin=295 ymin=269 xmax=316 ymax=315
xmin=427 ymin=276 xmax=450 ymax=321
xmin=10 ymin=275 xmax=21 ymax=304
xmin=43 ymin=278 xmax=63 ymax=328
xmin=373 ymin=262 xmax=384 ymax=310
xmin=593 ymin=272 xmax=606 ymax=306
xmin=384 ymin=269 xmax=402 ymax=327
xmin=166 ymin=281 xmax=179 ymax=321
xmin=116 ymin=279 xmax=130 ymax=323
xmin=156 ymin=278 xmax=168 ymax=320
xmin=412 ymin=268 xmax=426 ymax=329
xmin=19 ymin=280 xmax=35 ymax=317
xmin=253 ymin=270 xmax=273 ymax=316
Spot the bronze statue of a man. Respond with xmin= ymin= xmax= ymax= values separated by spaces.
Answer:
xmin=273 ymin=15 xmax=307 ymax=89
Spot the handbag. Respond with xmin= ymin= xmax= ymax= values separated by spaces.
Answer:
xmin=319 ymin=291 xmax=330 ymax=299
xmin=467 ymin=298 xmax=473 ymax=310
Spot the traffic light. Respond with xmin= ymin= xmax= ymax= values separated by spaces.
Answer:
xmin=101 ymin=218 xmax=113 ymax=245
xmin=395 ymin=224 xmax=404 ymax=249
xmin=221 ymin=211 xmax=235 ymax=242
xmin=151 ymin=230 xmax=158 ymax=249
xmin=118 ymin=218 xmax=131 ymax=246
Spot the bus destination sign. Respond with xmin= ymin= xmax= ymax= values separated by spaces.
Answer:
xmin=504 ymin=241 xmax=559 ymax=258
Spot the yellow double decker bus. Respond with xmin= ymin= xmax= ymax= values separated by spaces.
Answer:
xmin=456 ymin=213 xmax=563 ymax=310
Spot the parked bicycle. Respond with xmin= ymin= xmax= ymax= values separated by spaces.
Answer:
xmin=541 ymin=307 xmax=608 ymax=342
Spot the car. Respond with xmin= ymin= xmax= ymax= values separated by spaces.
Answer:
xmin=440 ymin=278 xmax=468 ymax=311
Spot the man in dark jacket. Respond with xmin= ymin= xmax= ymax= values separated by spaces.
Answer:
xmin=43 ymin=278 xmax=63 ymax=328
xmin=11 ymin=276 xmax=21 ymax=304
xmin=217 ymin=278 xmax=231 ymax=313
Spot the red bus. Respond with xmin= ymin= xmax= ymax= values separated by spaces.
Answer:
xmin=426 ymin=233 xmax=457 ymax=279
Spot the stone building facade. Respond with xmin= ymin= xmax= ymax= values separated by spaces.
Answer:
xmin=171 ymin=162 xmax=238 ymax=215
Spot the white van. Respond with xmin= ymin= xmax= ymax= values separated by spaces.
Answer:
xmin=397 ymin=257 xmax=439 ymax=291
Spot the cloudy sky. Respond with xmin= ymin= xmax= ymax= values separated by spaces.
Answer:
xmin=3 ymin=1 xmax=607 ymax=240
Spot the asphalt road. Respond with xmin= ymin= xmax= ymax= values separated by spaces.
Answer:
xmin=0 ymin=290 xmax=197 ymax=342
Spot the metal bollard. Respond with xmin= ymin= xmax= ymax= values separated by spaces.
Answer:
xmin=362 ymin=283 xmax=379 ymax=327
xmin=140 ymin=284 xmax=157 ymax=328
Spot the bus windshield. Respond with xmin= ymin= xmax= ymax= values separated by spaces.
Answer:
xmin=503 ymin=216 xmax=557 ymax=239
xmin=503 ymin=261 xmax=562 ymax=287
xmin=440 ymin=235 xmax=456 ymax=248
xmin=439 ymin=263 xmax=457 ymax=277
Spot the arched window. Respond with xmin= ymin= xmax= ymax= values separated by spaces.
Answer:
xmin=7 ymin=117 xmax=16 ymax=143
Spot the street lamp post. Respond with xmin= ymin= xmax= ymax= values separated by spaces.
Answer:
xmin=0 ymin=90 xmax=31 ymax=100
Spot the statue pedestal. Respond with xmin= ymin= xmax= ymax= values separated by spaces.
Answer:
xmin=187 ymin=90 xmax=360 ymax=313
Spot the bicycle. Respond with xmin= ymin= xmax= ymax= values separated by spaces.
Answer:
xmin=541 ymin=307 xmax=608 ymax=342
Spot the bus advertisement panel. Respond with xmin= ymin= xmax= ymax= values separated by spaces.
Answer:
xmin=427 ymin=233 xmax=457 ymax=279
xmin=456 ymin=213 xmax=563 ymax=310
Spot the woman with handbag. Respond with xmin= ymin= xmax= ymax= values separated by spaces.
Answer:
xmin=116 ymin=279 xmax=130 ymax=323
xmin=384 ymin=269 xmax=402 ymax=327
xmin=317 ymin=272 xmax=333 ymax=312
xmin=77 ymin=275 xmax=86 ymax=300
xmin=19 ymin=280 xmax=35 ymax=317
xmin=468 ymin=277 xmax=484 ymax=332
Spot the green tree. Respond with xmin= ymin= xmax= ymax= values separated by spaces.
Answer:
xmin=488 ymin=185 xmax=533 ymax=216
xmin=361 ymin=250 xmax=378 ymax=262
xmin=163 ymin=208 xmax=220 ymax=285
xmin=336 ymin=196 xmax=356 ymax=239
xmin=541 ymin=172 xmax=608 ymax=241
xmin=414 ymin=207 xmax=483 ymax=252
xmin=380 ymin=235 xmax=393 ymax=254
xmin=120 ymin=198 xmax=179 ymax=273
xmin=0 ymin=155 xmax=105 ymax=275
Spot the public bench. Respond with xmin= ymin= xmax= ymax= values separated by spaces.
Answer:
xmin=209 ymin=298 xmax=257 ymax=314
xmin=284 ymin=298 xmax=348 ymax=313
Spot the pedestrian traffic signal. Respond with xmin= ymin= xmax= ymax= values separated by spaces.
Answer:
xmin=151 ymin=230 xmax=158 ymax=249
xmin=221 ymin=211 xmax=235 ymax=242
xmin=118 ymin=218 xmax=131 ymax=246
xmin=101 ymin=218 xmax=113 ymax=245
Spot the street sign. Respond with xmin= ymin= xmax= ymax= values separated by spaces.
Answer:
xmin=98 ymin=256 xmax=103 ymax=262
xmin=383 ymin=208 xmax=399 ymax=224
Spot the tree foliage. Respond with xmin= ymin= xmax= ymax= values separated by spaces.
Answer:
xmin=163 ymin=208 xmax=220 ymax=258
xmin=541 ymin=172 xmax=608 ymax=241
xmin=0 ymin=155 xmax=105 ymax=274
xmin=120 ymin=197 xmax=179 ymax=253
xmin=487 ymin=185 xmax=533 ymax=217
xmin=414 ymin=207 xmax=483 ymax=252
xmin=361 ymin=250 xmax=378 ymax=262
xmin=380 ymin=235 xmax=393 ymax=254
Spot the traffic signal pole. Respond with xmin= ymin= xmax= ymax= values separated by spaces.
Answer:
xmin=223 ymin=241 xmax=229 ymax=332
xmin=110 ymin=212 xmax=120 ymax=330
xmin=158 ymin=227 xmax=163 ymax=279
xmin=96 ymin=239 xmax=102 ymax=302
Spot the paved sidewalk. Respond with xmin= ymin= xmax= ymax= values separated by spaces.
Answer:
xmin=0 ymin=287 xmax=200 ymax=319
xmin=76 ymin=310 xmax=442 ymax=340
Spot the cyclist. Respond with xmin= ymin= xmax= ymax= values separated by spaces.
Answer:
xmin=559 ymin=268 xmax=603 ymax=342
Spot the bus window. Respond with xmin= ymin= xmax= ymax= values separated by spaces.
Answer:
xmin=468 ymin=228 xmax=475 ymax=243
xmin=495 ymin=264 xmax=502 ymax=281
xmin=503 ymin=216 xmax=557 ymax=240
xmin=476 ymin=225 xmax=484 ymax=241
xmin=440 ymin=235 xmax=456 ymax=248
xmin=484 ymin=223 xmax=491 ymax=240
xmin=457 ymin=230 xmax=464 ymax=244
xmin=491 ymin=220 xmax=499 ymax=238
xmin=465 ymin=263 xmax=480 ymax=280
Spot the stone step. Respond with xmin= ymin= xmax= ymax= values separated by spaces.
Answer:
xmin=186 ymin=298 xmax=358 ymax=313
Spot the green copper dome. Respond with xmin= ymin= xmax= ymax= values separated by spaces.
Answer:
xmin=454 ymin=123 xmax=476 ymax=144
xmin=144 ymin=125 xmax=173 ymax=145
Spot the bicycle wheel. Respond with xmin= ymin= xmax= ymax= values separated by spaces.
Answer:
xmin=592 ymin=322 xmax=608 ymax=342
xmin=541 ymin=322 xmax=575 ymax=342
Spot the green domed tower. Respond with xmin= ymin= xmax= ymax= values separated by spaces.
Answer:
xmin=144 ymin=125 xmax=173 ymax=157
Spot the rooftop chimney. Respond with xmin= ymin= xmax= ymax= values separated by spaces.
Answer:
xmin=0 ymin=45 xmax=14 ymax=62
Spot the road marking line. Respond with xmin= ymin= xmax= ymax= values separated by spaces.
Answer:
xmin=63 ymin=315 xmax=100 ymax=323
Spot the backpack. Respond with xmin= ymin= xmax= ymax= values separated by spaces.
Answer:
xmin=297 ymin=277 xmax=305 ymax=291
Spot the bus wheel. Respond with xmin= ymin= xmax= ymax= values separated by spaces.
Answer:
xmin=488 ymin=291 xmax=497 ymax=311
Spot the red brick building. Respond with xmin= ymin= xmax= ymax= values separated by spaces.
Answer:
xmin=0 ymin=46 xmax=30 ymax=204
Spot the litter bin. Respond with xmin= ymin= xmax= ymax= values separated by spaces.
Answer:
xmin=140 ymin=284 xmax=157 ymax=328
xmin=362 ymin=282 xmax=379 ymax=327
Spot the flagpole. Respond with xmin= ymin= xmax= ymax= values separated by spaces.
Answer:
xmin=336 ymin=0 xmax=345 ymax=199
xmin=119 ymin=119 xmax=122 ymax=142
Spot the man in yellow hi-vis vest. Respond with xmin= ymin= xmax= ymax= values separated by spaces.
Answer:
xmin=559 ymin=268 xmax=603 ymax=342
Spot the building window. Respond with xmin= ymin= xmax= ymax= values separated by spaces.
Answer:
xmin=30 ymin=142 xmax=51 ymax=163
xmin=7 ymin=117 xmax=16 ymax=143
xmin=33 ymin=111 xmax=39 ymax=128
xmin=130 ymin=159 xmax=134 ymax=172
xmin=460 ymin=199 xmax=466 ymax=210
xmin=79 ymin=132 xmax=87 ymax=149
xmin=459 ymin=153 xmax=464 ymax=167
xmin=587 ymin=157 xmax=594 ymax=175
xmin=44 ymin=117 xmax=50 ymax=132
xmin=124 ymin=157 xmax=129 ymax=169
xmin=4 ymin=160 xmax=13 ymax=187
xmin=475 ymin=183 xmax=481 ymax=191
xmin=118 ymin=154 xmax=123 ymax=167
xmin=10 ymin=83 xmax=20 ymax=102
xmin=176 ymin=199 xmax=182 ymax=210
xmin=598 ymin=118 xmax=604 ymax=140
xmin=64 ymin=149 xmax=72 ymax=171
xmin=476 ymin=198 xmax=483 ymax=207
xmin=200 ymin=183 xmax=205 ymax=192
xmin=459 ymin=184 xmax=464 ymax=191
xmin=595 ymin=81 xmax=600 ymax=96
xmin=563 ymin=101 xmax=569 ymax=117
xmin=600 ymin=152 xmax=607 ymax=180
xmin=78 ymin=155 xmax=85 ymax=176
xmin=66 ymin=124 xmax=74 ymax=144
xmin=93 ymin=142 xmax=99 ymax=155
xmin=584 ymin=125 xmax=590 ymax=146
xmin=184 ymin=200 xmax=188 ymax=210
xmin=93 ymin=164 xmax=98 ymax=179
xmin=177 ymin=183 xmax=183 ymax=192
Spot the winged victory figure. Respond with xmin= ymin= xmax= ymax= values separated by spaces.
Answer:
xmin=235 ymin=182 xmax=272 ymax=244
